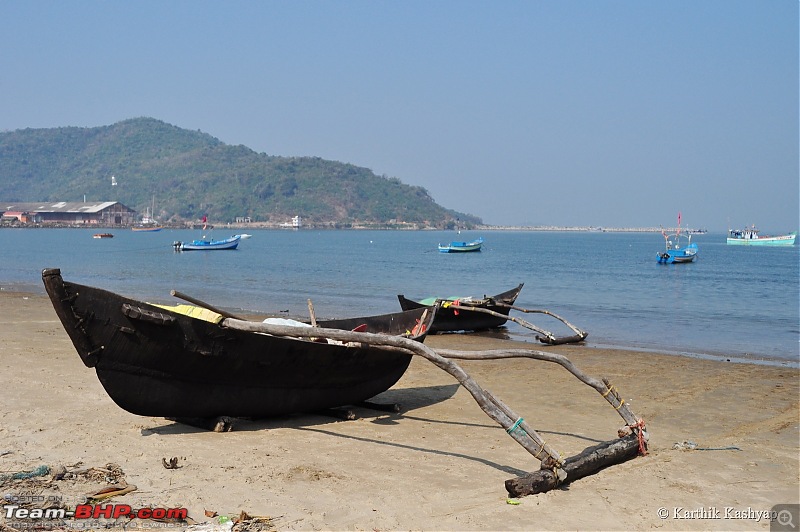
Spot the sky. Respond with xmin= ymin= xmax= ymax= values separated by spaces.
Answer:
xmin=1 ymin=1 xmax=797 ymax=231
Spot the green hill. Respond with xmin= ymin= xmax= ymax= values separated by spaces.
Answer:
xmin=0 ymin=118 xmax=480 ymax=228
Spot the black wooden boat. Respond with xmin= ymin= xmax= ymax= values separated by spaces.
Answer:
xmin=397 ymin=283 xmax=524 ymax=333
xmin=42 ymin=268 xmax=437 ymax=419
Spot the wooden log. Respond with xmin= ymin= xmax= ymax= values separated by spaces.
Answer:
xmin=505 ymin=433 xmax=642 ymax=497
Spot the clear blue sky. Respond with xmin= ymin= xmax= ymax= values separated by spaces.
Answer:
xmin=2 ymin=1 xmax=797 ymax=231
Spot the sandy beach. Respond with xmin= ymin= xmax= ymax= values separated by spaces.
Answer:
xmin=0 ymin=289 xmax=797 ymax=531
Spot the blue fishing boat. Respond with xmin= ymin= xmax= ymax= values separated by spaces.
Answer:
xmin=657 ymin=213 xmax=697 ymax=264
xmin=173 ymin=235 xmax=241 ymax=251
xmin=657 ymin=231 xmax=697 ymax=263
xmin=438 ymin=237 xmax=483 ymax=253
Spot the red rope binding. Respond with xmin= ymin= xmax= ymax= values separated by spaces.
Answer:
xmin=629 ymin=419 xmax=648 ymax=455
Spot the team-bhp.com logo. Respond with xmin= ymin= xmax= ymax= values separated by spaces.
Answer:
xmin=4 ymin=503 xmax=187 ymax=520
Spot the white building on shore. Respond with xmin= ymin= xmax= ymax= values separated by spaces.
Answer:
xmin=280 ymin=215 xmax=301 ymax=229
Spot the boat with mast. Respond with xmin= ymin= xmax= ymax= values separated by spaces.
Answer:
xmin=656 ymin=212 xmax=698 ymax=264
xmin=132 ymin=196 xmax=162 ymax=232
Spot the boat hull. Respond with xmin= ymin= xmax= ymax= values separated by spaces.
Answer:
xmin=174 ymin=236 xmax=240 ymax=251
xmin=42 ymin=268 xmax=434 ymax=419
xmin=132 ymin=226 xmax=162 ymax=232
xmin=657 ymin=243 xmax=698 ymax=264
xmin=398 ymin=283 xmax=523 ymax=333
xmin=438 ymin=238 xmax=483 ymax=253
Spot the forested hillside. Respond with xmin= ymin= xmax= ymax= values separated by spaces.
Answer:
xmin=0 ymin=118 xmax=480 ymax=228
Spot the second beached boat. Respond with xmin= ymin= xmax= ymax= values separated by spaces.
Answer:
xmin=398 ymin=284 xmax=524 ymax=332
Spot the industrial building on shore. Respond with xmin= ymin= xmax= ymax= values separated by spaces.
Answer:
xmin=0 ymin=201 xmax=137 ymax=226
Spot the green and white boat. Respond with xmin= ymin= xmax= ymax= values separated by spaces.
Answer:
xmin=727 ymin=226 xmax=796 ymax=246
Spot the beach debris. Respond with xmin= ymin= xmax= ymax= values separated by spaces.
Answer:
xmin=86 ymin=481 xmax=137 ymax=502
xmin=51 ymin=464 xmax=67 ymax=480
xmin=188 ymin=510 xmax=275 ymax=531
xmin=673 ymin=440 xmax=742 ymax=451
xmin=187 ymin=520 xmax=234 ymax=531
xmin=0 ymin=464 xmax=50 ymax=481
xmin=73 ymin=462 xmax=125 ymax=483
xmin=162 ymin=456 xmax=180 ymax=469
xmin=506 ymin=498 xmax=521 ymax=505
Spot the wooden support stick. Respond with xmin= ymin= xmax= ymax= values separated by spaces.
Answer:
xmin=171 ymin=290 xmax=244 ymax=320
xmin=307 ymin=299 xmax=317 ymax=327
xmin=449 ymin=304 xmax=587 ymax=344
xmin=436 ymin=348 xmax=643 ymax=428
xmin=505 ymin=433 xmax=642 ymax=496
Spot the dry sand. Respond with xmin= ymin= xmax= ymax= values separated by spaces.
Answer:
xmin=0 ymin=290 xmax=797 ymax=531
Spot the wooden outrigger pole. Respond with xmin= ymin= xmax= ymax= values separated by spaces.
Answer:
xmin=445 ymin=301 xmax=589 ymax=345
xmin=219 ymin=314 xmax=648 ymax=496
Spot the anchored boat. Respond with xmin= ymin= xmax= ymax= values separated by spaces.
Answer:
xmin=173 ymin=235 xmax=241 ymax=251
xmin=727 ymin=226 xmax=796 ymax=246
xmin=438 ymin=237 xmax=483 ymax=253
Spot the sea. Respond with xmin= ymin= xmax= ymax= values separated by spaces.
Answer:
xmin=1 ymin=228 xmax=798 ymax=368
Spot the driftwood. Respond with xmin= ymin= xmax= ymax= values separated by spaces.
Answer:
xmin=220 ymin=316 xmax=648 ymax=495
xmin=447 ymin=302 xmax=588 ymax=345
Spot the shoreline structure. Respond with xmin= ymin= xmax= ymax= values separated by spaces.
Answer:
xmin=0 ymin=222 xmax=704 ymax=232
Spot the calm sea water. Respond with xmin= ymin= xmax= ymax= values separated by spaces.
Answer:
xmin=1 ymin=228 xmax=797 ymax=367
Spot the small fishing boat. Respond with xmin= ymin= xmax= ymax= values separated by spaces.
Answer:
xmin=92 ymin=233 xmax=114 ymax=239
xmin=656 ymin=231 xmax=697 ymax=264
xmin=133 ymin=197 xmax=162 ymax=231
xmin=657 ymin=213 xmax=698 ymax=264
xmin=398 ymin=284 xmax=524 ymax=332
xmin=41 ymin=268 xmax=437 ymax=419
xmin=132 ymin=225 xmax=162 ymax=232
xmin=438 ymin=237 xmax=483 ymax=253
xmin=727 ymin=226 xmax=797 ymax=246
xmin=173 ymin=235 xmax=241 ymax=251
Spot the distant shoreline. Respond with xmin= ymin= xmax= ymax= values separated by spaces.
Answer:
xmin=0 ymin=222 xmax=706 ymax=233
